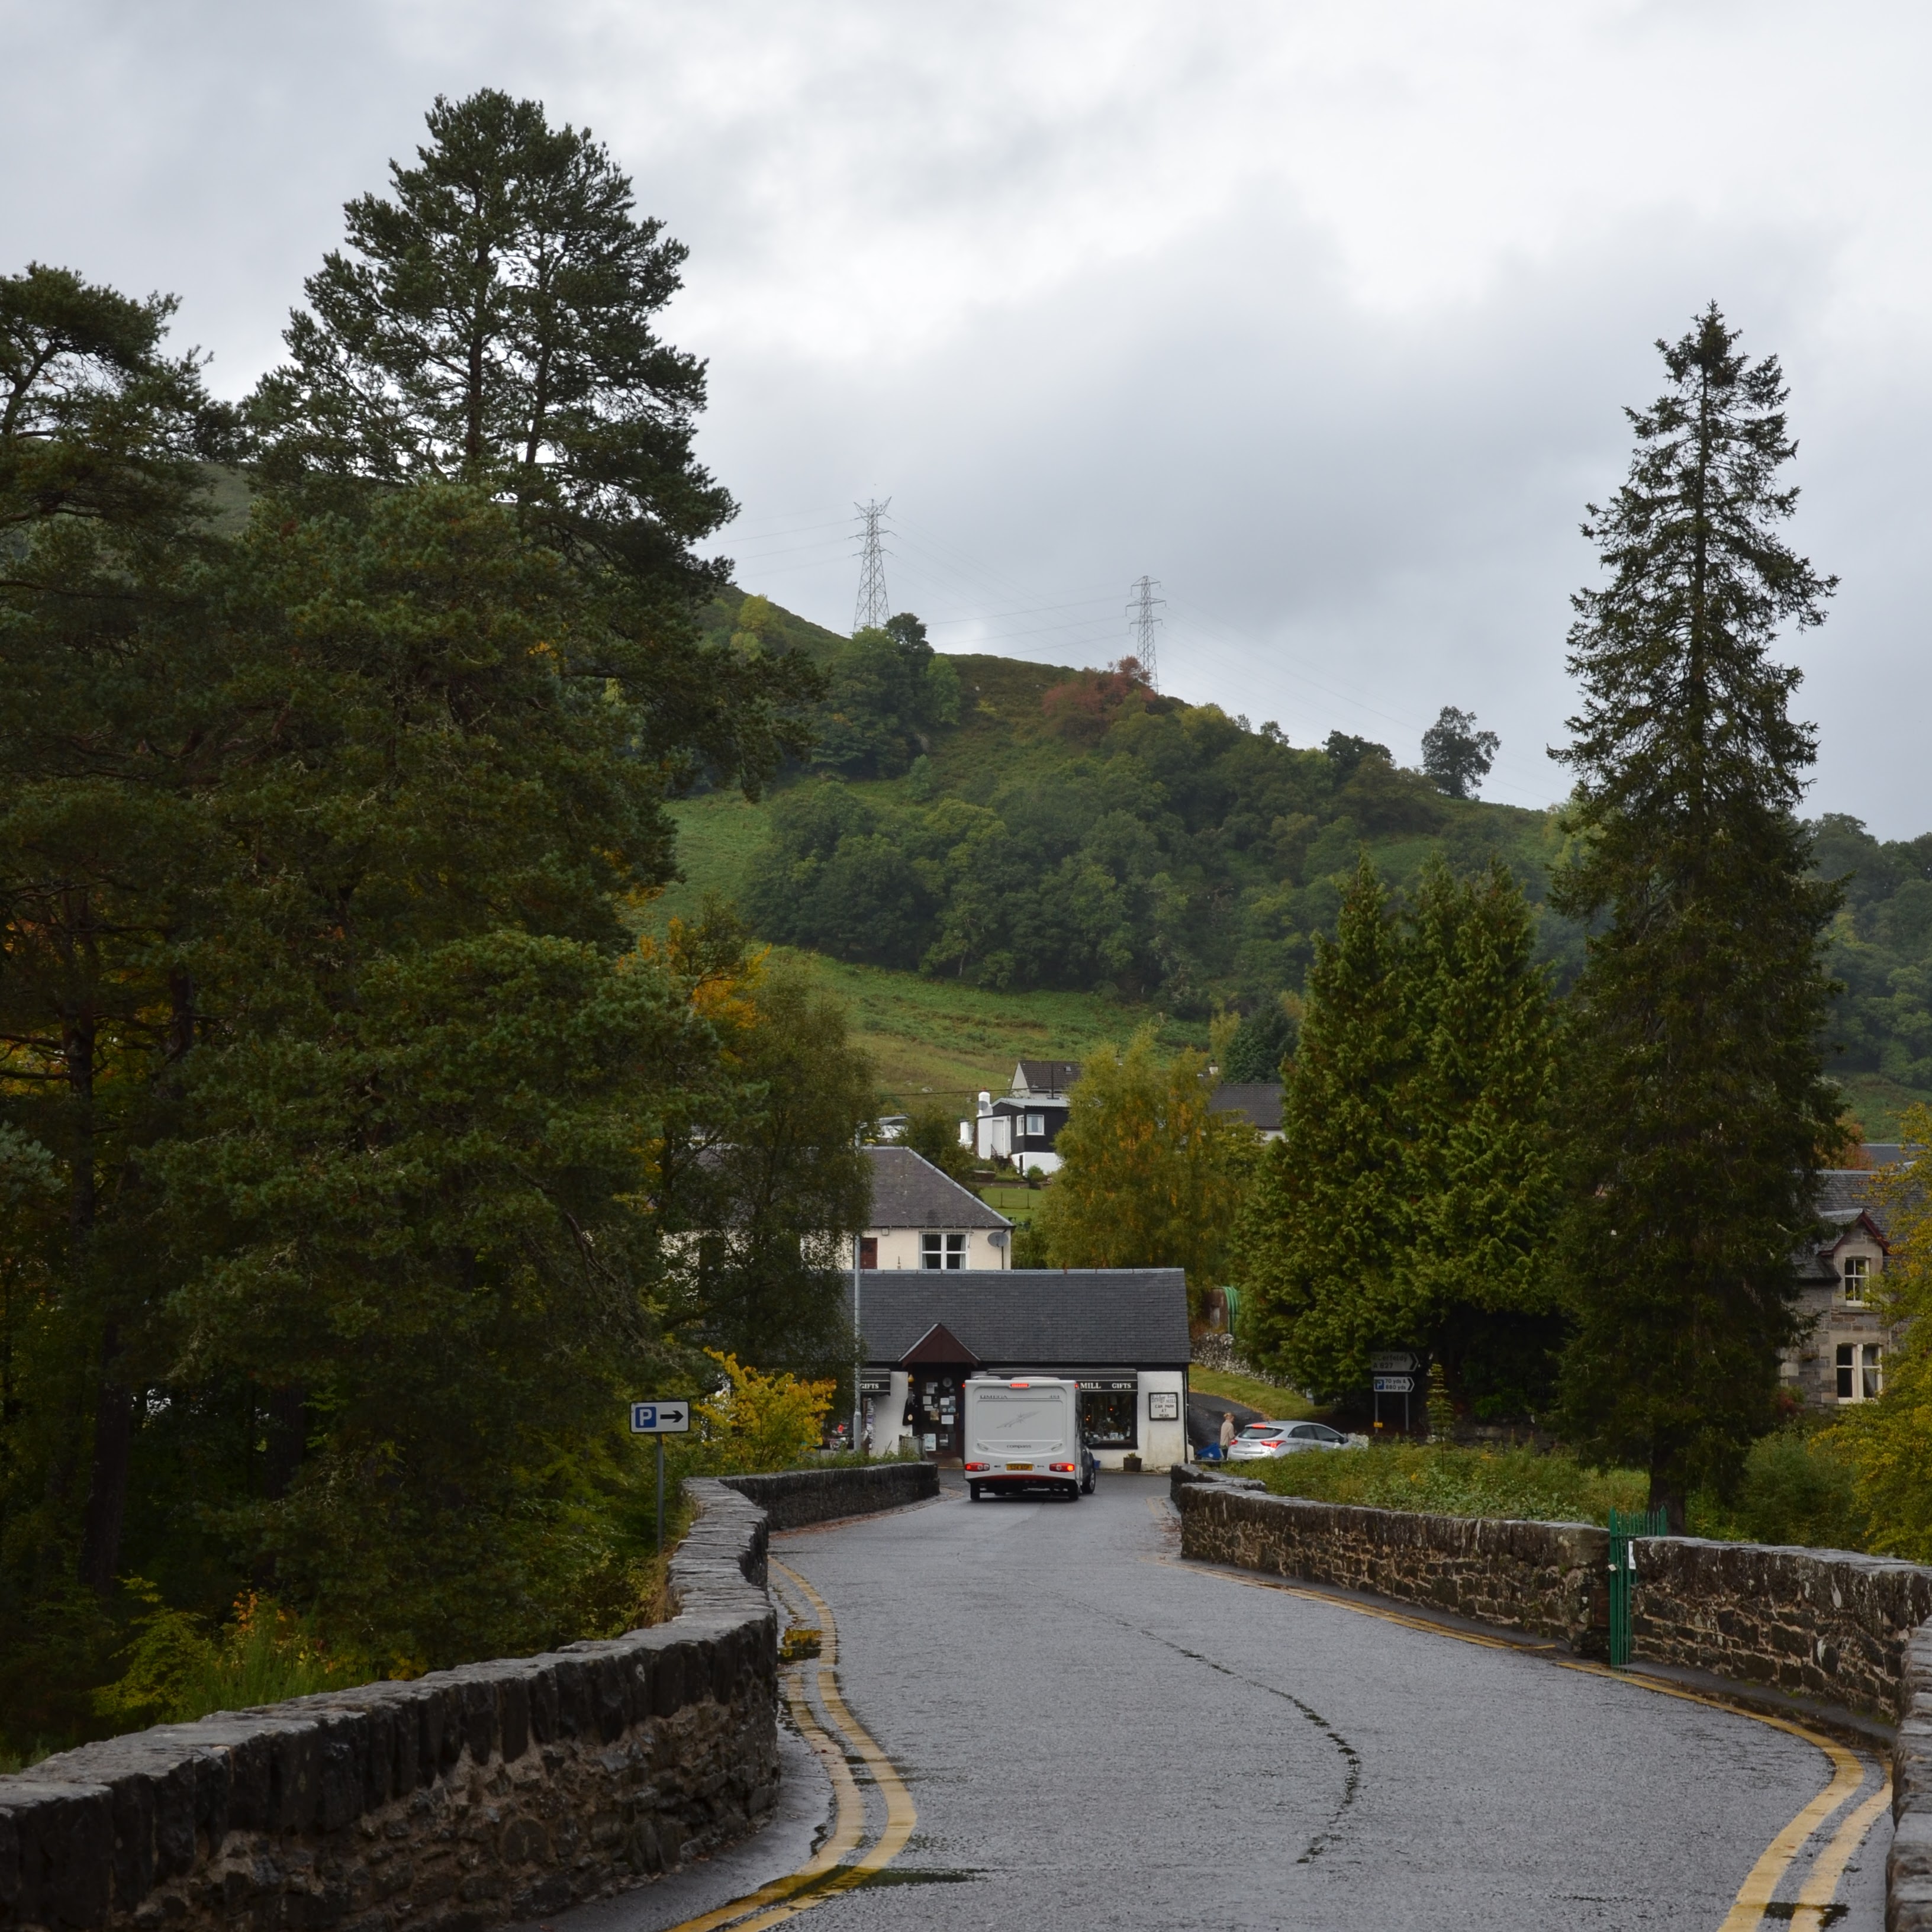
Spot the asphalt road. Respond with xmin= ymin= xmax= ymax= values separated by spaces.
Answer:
xmin=568 ymin=1474 xmax=1893 ymax=1932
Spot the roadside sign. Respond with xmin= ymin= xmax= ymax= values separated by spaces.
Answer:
xmin=630 ymin=1401 xmax=690 ymax=1435
xmin=1370 ymin=1351 xmax=1419 ymax=1374
xmin=1373 ymin=1375 xmax=1414 ymax=1395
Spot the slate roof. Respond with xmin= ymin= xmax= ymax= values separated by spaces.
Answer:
xmin=862 ymin=1145 xmax=1010 ymax=1231
xmin=1815 ymin=1170 xmax=1893 ymax=1233
xmin=1013 ymin=1060 xmax=1082 ymax=1096
xmin=1210 ymin=1081 xmax=1283 ymax=1133
xmin=859 ymin=1268 xmax=1190 ymax=1368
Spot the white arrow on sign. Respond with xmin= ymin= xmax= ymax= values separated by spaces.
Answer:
xmin=630 ymin=1401 xmax=691 ymax=1435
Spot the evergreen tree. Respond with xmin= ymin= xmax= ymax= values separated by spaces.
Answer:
xmin=1238 ymin=858 xmax=1560 ymax=1405
xmin=1397 ymin=861 xmax=1563 ymax=1414
xmin=0 ymin=266 xmax=228 ymax=1602
xmin=248 ymin=89 xmax=817 ymax=799
xmin=1551 ymin=305 xmax=1840 ymax=1527
xmin=1239 ymin=862 xmax=1413 ymax=1393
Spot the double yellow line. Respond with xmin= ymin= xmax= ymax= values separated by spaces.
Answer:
xmin=1164 ymin=1524 xmax=1892 ymax=1931
xmin=655 ymin=1559 xmax=916 ymax=1932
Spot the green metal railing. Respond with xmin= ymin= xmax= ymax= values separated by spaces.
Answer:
xmin=1607 ymin=1505 xmax=1669 ymax=1669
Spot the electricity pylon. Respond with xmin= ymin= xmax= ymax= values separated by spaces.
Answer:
xmin=1127 ymin=575 xmax=1164 ymax=690
xmin=854 ymin=499 xmax=893 ymax=632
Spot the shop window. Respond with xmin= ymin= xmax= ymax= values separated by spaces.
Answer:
xmin=1837 ymin=1342 xmax=1883 ymax=1402
xmin=1081 ymin=1388 xmax=1138 ymax=1448
xmin=1841 ymin=1255 xmax=1870 ymax=1305
xmin=921 ymin=1232 xmax=967 ymax=1269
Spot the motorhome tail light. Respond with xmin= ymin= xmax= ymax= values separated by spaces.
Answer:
xmin=1009 ymin=1380 xmax=1030 ymax=1387
xmin=964 ymin=1462 xmax=989 ymax=1473
xmin=1049 ymin=1462 xmax=1076 ymax=1473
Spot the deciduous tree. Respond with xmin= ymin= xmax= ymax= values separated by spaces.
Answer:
xmin=1032 ymin=1027 xmax=1254 ymax=1305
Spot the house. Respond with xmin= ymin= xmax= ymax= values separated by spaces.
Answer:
xmin=856 ymin=1267 xmax=1192 ymax=1471
xmin=1012 ymin=1060 xmax=1081 ymax=1099
xmin=1209 ymin=1081 xmax=1284 ymax=1141
xmin=859 ymin=1145 xmax=1012 ymax=1270
xmin=1784 ymin=1164 xmax=1899 ymax=1411
xmin=970 ymin=1089 xmax=1071 ymax=1174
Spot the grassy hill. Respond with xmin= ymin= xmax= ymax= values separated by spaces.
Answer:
xmin=666 ymin=590 xmax=1932 ymax=1137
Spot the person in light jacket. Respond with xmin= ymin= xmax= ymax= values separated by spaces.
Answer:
xmin=1218 ymin=1412 xmax=1237 ymax=1460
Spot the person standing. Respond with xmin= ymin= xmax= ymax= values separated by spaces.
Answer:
xmin=1219 ymin=1412 xmax=1237 ymax=1460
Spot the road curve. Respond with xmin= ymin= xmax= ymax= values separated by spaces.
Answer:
xmin=571 ymin=1474 xmax=1894 ymax=1932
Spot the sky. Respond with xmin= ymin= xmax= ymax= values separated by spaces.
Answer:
xmin=7 ymin=2 xmax=1929 ymax=830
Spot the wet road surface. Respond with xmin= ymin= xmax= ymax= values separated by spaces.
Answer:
xmin=569 ymin=1473 xmax=1892 ymax=1932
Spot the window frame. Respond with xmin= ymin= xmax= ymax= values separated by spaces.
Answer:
xmin=1841 ymin=1254 xmax=1871 ymax=1305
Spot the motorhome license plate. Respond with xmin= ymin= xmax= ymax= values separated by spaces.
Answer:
xmin=1007 ymin=1463 xmax=1033 ymax=1471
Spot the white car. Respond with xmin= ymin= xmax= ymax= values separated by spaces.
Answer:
xmin=1228 ymin=1421 xmax=1352 ymax=1460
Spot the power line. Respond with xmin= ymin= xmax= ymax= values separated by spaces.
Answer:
xmin=1127 ymin=575 xmax=1165 ymax=690
xmin=853 ymin=499 xmax=892 ymax=632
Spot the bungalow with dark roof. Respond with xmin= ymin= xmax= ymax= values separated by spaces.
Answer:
xmin=858 ymin=1266 xmax=1191 ymax=1471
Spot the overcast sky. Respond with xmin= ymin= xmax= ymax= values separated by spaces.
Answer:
xmin=8 ymin=2 xmax=1928 ymax=830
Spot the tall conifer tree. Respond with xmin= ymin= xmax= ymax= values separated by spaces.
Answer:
xmin=1240 ymin=861 xmax=1413 ymax=1393
xmin=1552 ymin=305 xmax=1840 ymax=1527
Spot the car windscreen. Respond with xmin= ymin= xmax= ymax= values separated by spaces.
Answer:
xmin=970 ymin=1387 xmax=1070 ymax=1454
xmin=1240 ymin=1427 xmax=1283 ymax=1439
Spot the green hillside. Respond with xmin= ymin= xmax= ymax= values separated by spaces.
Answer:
xmin=666 ymin=590 xmax=1932 ymax=1135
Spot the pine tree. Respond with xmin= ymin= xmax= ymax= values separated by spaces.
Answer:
xmin=248 ymin=90 xmax=817 ymax=800
xmin=1551 ymin=305 xmax=1841 ymax=1528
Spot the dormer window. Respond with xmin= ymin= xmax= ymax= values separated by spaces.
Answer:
xmin=1842 ymin=1255 xmax=1871 ymax=1305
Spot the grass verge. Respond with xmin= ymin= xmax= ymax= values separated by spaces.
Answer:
xmin=1190 ymin=1367 xmax=1313 ymax=1420
xmin=1246 ymin=1442 xmax=1648 ymax=1525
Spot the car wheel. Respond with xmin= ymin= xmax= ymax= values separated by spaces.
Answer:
xmin=969 ymin=1483 xmax=982 ymax=1501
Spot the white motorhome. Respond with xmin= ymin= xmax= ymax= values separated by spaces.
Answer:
xmin=962 ymin=1376 xmax=1096 ymax=1501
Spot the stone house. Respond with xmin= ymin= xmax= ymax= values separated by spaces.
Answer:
xmin=1783 ymin=1164 xmax=1901 ymax=1411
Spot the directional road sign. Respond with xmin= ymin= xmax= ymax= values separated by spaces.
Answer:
xmin=630 ymin=1400 xmax=690 ymax=1435
xmin=1370 ymin=1351 xmax=1419 ymax=1374
xmin=1372 ymin=1375 xmax=1415 ymax=1395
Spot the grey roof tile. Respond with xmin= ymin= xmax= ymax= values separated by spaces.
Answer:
xmin=859 ymin=1268 xmax=1190 ymax=1368
xmin=864 ymin=1145 xmax=1010 ymax=1231
xmin=1210 ymin=1082 xmax=1283 ymax=1132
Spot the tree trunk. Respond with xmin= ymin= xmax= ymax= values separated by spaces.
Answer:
xmin=263 ymin=1385 xmax=307 ymax=1500
xmin=76 ymin=1319 xmax=133 ymax=1596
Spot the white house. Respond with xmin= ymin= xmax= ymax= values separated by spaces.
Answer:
xmin=858 ymin=1267 xmax=1192 ymax=1473
xmin=859 ymin=1145 xmax=1012 ymax=1270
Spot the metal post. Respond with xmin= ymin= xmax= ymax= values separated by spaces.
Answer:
xmin=852 ymin=1236 xmax=862 ymax=1456
xmin=656 ymin=1436 xmax=665 ymax=1554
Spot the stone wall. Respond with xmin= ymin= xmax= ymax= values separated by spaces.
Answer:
xmin=1631 ymin=1537 xmax=1932 ymax=1718
xmin=0 ymin=1461 xmax=935 ymax=1932
xmin=1892 ymin=1622 xmax=1932 ymax=1929
xmin=1173 ymin=1469 xmax=1932 ymax=1932
xmin=720 ymin=1459 xmax=937 ymax=1532
xmin=1172 ymin=1469 xmax=1606 ymax=1650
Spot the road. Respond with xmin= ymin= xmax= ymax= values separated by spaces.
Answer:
xmin=561 ymin=1474 xmax=1893 ymax=1932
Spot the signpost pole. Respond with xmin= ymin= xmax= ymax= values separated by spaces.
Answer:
xmin=852 ymin=1236 xmax=863 ymax=1457
xmin=656 ymin=1436 xmax=665 ymax=1554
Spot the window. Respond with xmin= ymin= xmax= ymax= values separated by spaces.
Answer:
xmin=1842 ymin=1255 xmax=1871 ymax=1305
xmin=920 ymin=1232 xmax=967 ymax=1269
xmin=1025 ymin=1111 xmax=1046 ymax=1138
xmin=1837 ymin=1342 xmax=1884 ymax=1402
xmin=1082 ymin=1389 xmax=1138 ymax=1447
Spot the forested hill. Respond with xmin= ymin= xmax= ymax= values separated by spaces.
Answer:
xmin=688 ymin=589 xmax=1932 ymax=1130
